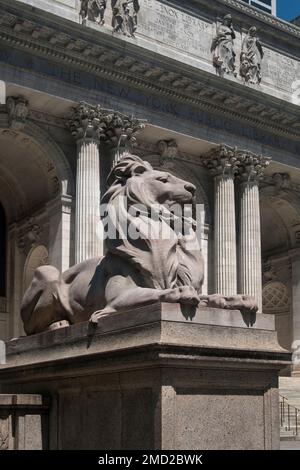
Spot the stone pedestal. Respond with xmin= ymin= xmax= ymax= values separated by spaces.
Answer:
xmin=0 ymin=304 xmax=290 ymax=450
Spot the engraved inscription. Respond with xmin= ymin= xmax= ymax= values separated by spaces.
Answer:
xmin=139 ymin=0 xmax=212 ymax=60
xmin=262 ymin=50 xmax=299 ymax=93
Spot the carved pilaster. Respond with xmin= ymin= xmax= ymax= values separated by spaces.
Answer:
xmin=6 ymin=96 xmax=29 ymax=130
xmin=157 ymin=140 xmax=179 ymax=169
xmin=17 ymin=217 xmax=43 ymax=254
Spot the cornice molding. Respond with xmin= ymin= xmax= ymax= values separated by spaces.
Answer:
xmin=218 ymin=0 xmax=300 ymax=39
xmin=0 ymin=8 xmax=299 ymax=143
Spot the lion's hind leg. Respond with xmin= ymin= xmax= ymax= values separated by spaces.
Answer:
xmin=21 ymin=265 xmax=71 ymax=335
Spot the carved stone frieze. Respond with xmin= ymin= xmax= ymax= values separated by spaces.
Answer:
xmin=272 ymin=173 xmax=292 ymax=191
xmin=79 ymin=0 xmax=141 ymax=37
xmin=0 ymin=11 xmax=299 ymax=141
xmin=17 ymin=218 xmax=43 ymax=254
xmin=259 ymin=173 xmax=300 ymax=199
xmin=6 ymin=96 xmax=29 ymax=130
xmin=157 ymin=140 xmax=179 ymax=169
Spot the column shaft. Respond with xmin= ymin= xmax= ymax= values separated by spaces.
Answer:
xmin=75 ymin=138 xmax=102 ymax=264
xmin=214 ymin=174 xmax=237 ymax=295
xmin=239 ymin=181 xmax=262 ymax=311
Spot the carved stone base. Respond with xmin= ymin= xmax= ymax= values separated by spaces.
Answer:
xmin=0 ymin=303 xmax=290 ymax=450
xmin=0 ymin=395 xmax=49 ymax=450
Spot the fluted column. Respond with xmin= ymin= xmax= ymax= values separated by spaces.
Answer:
xmin=202 ymin=146 xmax=239 ymax=295
xmin=68 ymin=103 xmax=107 ymax=263
xmin=238 ymin=154 xmax=270 ymax=312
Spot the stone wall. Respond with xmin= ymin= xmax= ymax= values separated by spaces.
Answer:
xmin=13 ymin=0 xmax=300 ymax=104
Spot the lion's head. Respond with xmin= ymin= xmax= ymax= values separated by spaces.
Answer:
xmin=101 ymin=153 xmax=204 ymax=292
xmin=104 ymin=153 xmax=196 ymax=209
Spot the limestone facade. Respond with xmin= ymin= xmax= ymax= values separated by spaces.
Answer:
xmin=0 ymin=0 xmax=299 ymax=377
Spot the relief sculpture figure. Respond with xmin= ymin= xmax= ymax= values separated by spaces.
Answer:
xmin=240 ymin=27 xmax=264 ymax=84
xmin=111 ymin=0 xmax=140 ymax=37
xmin=80 ymin=0 xmax=107 ymax=25
xmin=211 ymin=14 xmax=237 ymax=77
xmin=21 ymin=154 xmax=257 ymax=335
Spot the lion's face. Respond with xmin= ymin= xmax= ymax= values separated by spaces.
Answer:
xmin=128 ymin=169 xmax=196 ymax=208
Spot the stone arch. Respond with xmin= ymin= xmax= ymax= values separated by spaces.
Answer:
xmin=0 ymin=120 xmax=74 ymax=224
xmin=0 ymin=111 xmax=74 ymax=339
xmin=23 ymin=121 xmax=75 ymax=197
xmin=261 ymin=194 xmax=300 ymax=255
xmin=0 ymin=113 xmax=75 ymax=201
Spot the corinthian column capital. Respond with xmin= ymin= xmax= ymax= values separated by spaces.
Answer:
xmin=237 ymin=152 xmax=271 ymax=183
xmin=67 ymin=102 xmax=146 ymax=150
xmin=201 ymin=145 xmax=240 ymax=177
xmin=102 ymin=112 xmax=146 ymax=148
xmin=67 ymin=102 xmax=111 ymax=142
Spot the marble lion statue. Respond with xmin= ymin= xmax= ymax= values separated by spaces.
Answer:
xmin=21 ymin=154 xmax=257 ymax=335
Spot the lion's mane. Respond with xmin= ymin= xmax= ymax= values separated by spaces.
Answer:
xmin=101 ymin=153 xmax=204 ymax=293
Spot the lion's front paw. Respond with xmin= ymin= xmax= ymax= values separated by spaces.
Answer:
xmin=239 ymin=295 xmax=258 ymax=313
xmin=221 ymin=295 xmax=258 ymax=314
xmin=205 ymin=294 xmax=227 ymax=309
xmin=90 ymin=307 xmax=116 ymax=324
xmin=178 ymin=286 xmax=200 ymax=306
xmin=160 ymin=286 xmax=200 ymax=306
